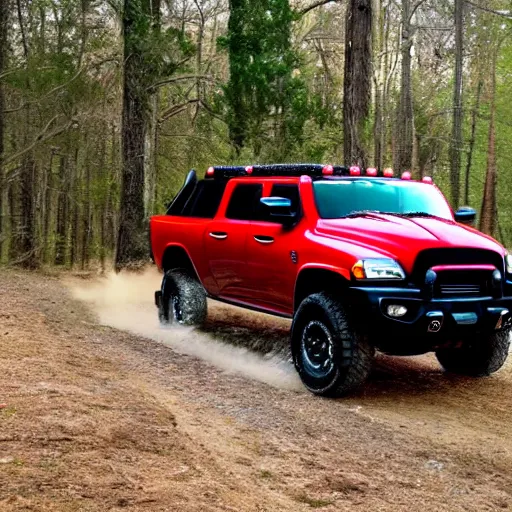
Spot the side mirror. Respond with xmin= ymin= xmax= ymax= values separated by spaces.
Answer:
xmin=260 ymin=197 xmax=298 ymax=226
xmin=455 ymin=206 xmax=477 ymax=226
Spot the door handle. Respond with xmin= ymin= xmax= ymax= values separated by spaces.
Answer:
xmin=254 ymin=235 xmax=274 ymax=244
xmin=209 ymin=232 xmax=228 ymax=240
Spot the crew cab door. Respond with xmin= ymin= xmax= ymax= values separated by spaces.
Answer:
xmin=204 ymin=182 xmax=263 ymax=300
xmin=245 ymin=183 xmax=302 ymax=315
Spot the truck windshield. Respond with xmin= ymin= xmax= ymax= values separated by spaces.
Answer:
xmin=313 ymin=179 xmax=453 ymax=220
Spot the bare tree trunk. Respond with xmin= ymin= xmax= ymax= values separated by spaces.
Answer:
xmin=193 ymin=0 xmax=205 ymax=121
xmin=19 ymin=154 xmax=38 ymax=268
xmin=13 ymin=0 xmax=39 ymax=268
xmin=116 ymin=0 xmax=156 ymax=271
xmin=81 ymin=147 xmax=92 ymax=269
xmin=373 ymin=0 xmax=383 ymax=169
xmin=0 ymin=0 xmax=7 ymax=258
xmin=70 ymin=147 xmax=80 ymax=267
xmin=8 ymin=181 xmax=19 ymax=261
xmin=465 ymin=78 xmax=483 ymax=205
xmin=42 ymin=151 xmax=55 ymax=263
xmin=450 ymin=0 xmax=464 ymax=209
xmin=395 ymin=0 xmax=414 ymax=174
xmin=480 ymin=51 xmax=497 ymax=236
xmin=144 ymin=94 xmax=158 ymax=218
xmin=108 ymin=123 xmax=118 ymax=256
xmin=55 ymin=154 xmax=69 ymax=265
xmin=143 ymin=0 xmax=160 ymax=220
xmin=343 ymin=0 xmax=372 ymax=168
xmin=99 ymin=124 xmax=109 ymax=272
xmin=412 ymin=130 xmax=420 ymax=175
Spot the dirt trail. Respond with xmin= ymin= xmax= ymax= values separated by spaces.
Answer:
xmin=1 ymin=269 xmax=512 ymax=511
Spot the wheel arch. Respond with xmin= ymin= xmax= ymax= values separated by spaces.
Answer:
xmin=161 ymin=244 xmax=201 ymax=282
xmin=294 ymin=265 xmax=351 ymax=312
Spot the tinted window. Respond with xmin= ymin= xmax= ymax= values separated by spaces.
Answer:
xmin=270 ymin=184 xmax=301 ymax=215
xmin=226 ymin=184 xmax=263 ymax=220
xmin=313 ymin=179 xmax=453 ymax=220
xmin=181 ymin=180 xmax=227 ymax=218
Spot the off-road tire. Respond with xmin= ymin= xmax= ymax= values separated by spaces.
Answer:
xmin=159 ymin=270 xmax=207 ymax=327
xmin=435 ymin=329 xmax=511 ymax=377
xmin=291 ymin=292 xmax=374 ymax=397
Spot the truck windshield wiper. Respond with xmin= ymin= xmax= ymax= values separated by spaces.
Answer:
xmin=398 ymin=212 xmax=439 ymax=218
xmin=342 ymin=211 xmax=440 ymax=220
xmin=343 ymin=210 xmax=384 ymax=219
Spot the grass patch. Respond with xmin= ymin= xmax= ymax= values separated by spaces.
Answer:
xmin=1 ymin=406 xmax=17 ymax=418
xmin=259 ymin=469 xmax=273 ymax=479
xmin=295 ymin=494 xmax=334 ymax=508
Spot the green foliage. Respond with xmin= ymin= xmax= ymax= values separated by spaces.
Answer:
xmin=5 ymin=0 xmax=512 ymax=266
xmin=219 ymin=0 xmax=309 ymax=158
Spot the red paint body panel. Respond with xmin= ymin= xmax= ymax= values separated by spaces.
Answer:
xmin=150 ymin=174 xmax=507 ymax=317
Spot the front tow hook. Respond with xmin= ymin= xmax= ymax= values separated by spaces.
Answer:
xmin=426 ymin=311 xmax=444 ymax=333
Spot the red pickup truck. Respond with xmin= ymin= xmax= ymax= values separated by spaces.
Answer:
xmin=149 ymin=164 xmax=512 ymax=397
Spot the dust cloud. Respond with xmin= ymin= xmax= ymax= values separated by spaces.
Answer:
xmin=69 ymin=267 xmax=302 ymax=391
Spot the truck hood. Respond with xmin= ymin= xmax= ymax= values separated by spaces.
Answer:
xmin=316 ymin=214 xmax=505 ymax=273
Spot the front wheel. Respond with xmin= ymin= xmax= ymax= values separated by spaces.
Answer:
xmin=291 ymin=293 xmax=374 ymax=397
xmin=159 ymin=270 xmax=207 ymax=327
xmin=435 ymin=329 xmax=511 ymax=377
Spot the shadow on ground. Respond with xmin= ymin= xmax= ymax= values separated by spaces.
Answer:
xmin=200 ymin=301 xmax=508 ymax=403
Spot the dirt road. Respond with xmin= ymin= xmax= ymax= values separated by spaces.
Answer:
xmin=1 ymin=269 xmax=512 ymax=511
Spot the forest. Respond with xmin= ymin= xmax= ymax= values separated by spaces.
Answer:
xmin=0 ymin=0 xmax=511 ymax=271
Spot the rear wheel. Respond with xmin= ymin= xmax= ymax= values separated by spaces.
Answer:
xmin=435 ymin=329 xmax=511 ymax=377
xmin=291 ymin=292 xmax=374 ymax=397
xmin=159 ymin=270 xmax=207 ymax=327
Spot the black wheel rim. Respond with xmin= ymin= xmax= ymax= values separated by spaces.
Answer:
xmin=301 ymin=320 xmax=335 ymax=379
xmin=171 ymin=294 xmax=184 ymax=323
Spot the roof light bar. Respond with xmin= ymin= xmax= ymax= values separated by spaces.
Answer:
xmin=422 ymin=176 xmax=433 ymax=184
xmin=401 ymin=171 xmax=412 ymax=181
xmin=204 ymin=164 xmax=401 ymax=180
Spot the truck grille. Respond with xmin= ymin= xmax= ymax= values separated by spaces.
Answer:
xmin=438 ymin=283 xmax=482 ymax=297
xmin=413 ymin=249 xmax=504 ymax=298
xmin=435 ymin=271 xmax=490 ymax=298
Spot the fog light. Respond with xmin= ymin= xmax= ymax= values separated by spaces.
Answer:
xmin=387 ymin=305 xmax=408 ymax=318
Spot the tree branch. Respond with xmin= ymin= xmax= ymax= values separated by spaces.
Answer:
xmin=409 ymin=0 xmax=428 ymax=22
xmin=0 ymin=68 xmax=23 ymax=81
xmin=465 ymin=0 xmax=512 ymax=19
xmin=16 ymin=0 xmax=29 ymax=58
xmin=4 ymin=116 xmax=74 ymax=168
xmin=149 ymin=74 xmax=215 ymax=90
xmin=416 ymin=25 xmax=452 ymax=31
xmin=4 ymin=104 xmax=26 ymax=114
xmin=159 ymin=99 xmax=200 ymax=122
xmin=299 ymin=0 xmax=340 ymax=16
xmin=198 ymin=100 xmax=227 ymax=124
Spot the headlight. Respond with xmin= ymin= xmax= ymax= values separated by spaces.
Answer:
xmin=506 ymin=253 xmax=512 ymax=275
xmin=352 ymin=258 xmax=406 ymax=280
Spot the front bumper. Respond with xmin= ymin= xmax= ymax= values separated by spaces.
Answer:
xmin=347 ymin=282 xmax=512 ymax=355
